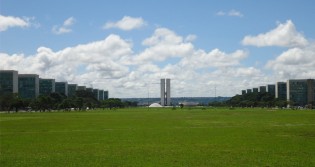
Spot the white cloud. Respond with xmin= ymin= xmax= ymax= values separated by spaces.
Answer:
xmin=52 ymin=17 xmax=76 ymax=35
xmin=103 ymin=16 xmax=146 ymax=31
xmin=266 ymin=43 xmax=315 ymax=79
xmin=0 ymin=15 xmax=31 ymax=31
xmin=216 ymin=10 xmax=243 ymax=17
xmin=242 ymin=20 xmax=308 ymax=47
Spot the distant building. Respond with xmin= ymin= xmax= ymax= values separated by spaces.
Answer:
xmin=86 ymin=88 xmax=93 ymax=92
xmin=267 ymin=84 xmax=276 ymax=97
xmin=93 ymin=89 xmax=99 ymax=100
xmin=55 ymin=82 xmax=68 ymax=96
xmin=39 ymin=78 xmax=55 ymax=95
xmin=287 ymin=79 xmax=315 ymax=106
xmin=68 ymin=84 xmax=78 ymax=97
xmin=99 ymin=90 xmax=104 ymax=101
xmin=242 ymin=90 xmax=246 ymax=95
xmin=259 ymin=86 xmax=266 ymax=93
xmin=247 ymin=89 xmax=252 ymax=93
xmin=77 ymin=86 xmax=86 ymax=90
xmin=161 ymin=78 xmax=171 ymax=106
xmin=18 ymin=74 xmax=39 ymax=99
xmin=276 ymin=82 xmax=287 ymax=100
xmin=104 ymin=91 xmax=109 ymax=100
xmin=253 ymin=88 xmax=259 ymax=93
xmin=0 ymin=70 xmax=18 ymax=94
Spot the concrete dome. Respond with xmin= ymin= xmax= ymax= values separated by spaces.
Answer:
xmin=149 ymin=103 xmax=163 ymax=107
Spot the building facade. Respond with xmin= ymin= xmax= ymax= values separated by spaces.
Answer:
xmin=276 ymin=82 xmax=287 ymax=100
xmin=259 ymin=86 xmax=267 ymax=93
xmin=247 ymin=89 xmax=252 ymax=93
xmin=242 ymin=90 xmax=246 ymax=95
xmin=160 ymin=78 xmax=171 ymax=106
xmin=267 ymin=84 xmax=276 ymax=97
xmin=55 ymin=82 xmax=68 ymax=96
xmin=0 ymin=70 xmax=18 ymax=94
xmin=18 ymin=74 xmax=39 ymax=99
xmin=93 ymin=89 xmax=99 ymax=100
xmin=99 ymin=90 xmax=104 ymax=101
xmin=77 ymin=86 xmax=86 ymax=90
xmin=104 ymin=91 xmax=109 ymax=100
xmin=39 ymin=78 xmax=55 ymax=96
xmin=68 ymin=84 xmax=78 ymax=97
xmin=287 ymin=79 xmax=315 ymax=107
xmin=253 ymin=88 xmax=259 ymax=93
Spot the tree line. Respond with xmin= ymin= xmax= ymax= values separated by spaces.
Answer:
xmin=0 ymin=90 xmax=138 ymax=112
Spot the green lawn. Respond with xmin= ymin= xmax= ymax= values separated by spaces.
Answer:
xmin=1 ymin=108 xmax=315 ymax=166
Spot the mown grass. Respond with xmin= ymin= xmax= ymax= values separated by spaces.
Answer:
xmin=1 ymin=107 xmax=315 ymax=166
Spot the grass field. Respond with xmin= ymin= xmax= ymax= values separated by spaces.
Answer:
xmin=1 ymin=108 xmax=315 ymax=166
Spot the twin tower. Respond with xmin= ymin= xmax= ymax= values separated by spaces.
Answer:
xmin=160 ymin=78 xmax=171 ymax=106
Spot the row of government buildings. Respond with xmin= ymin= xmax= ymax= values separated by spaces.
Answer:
xmin=241 ymin=79 xmax=315 ymax=107
xmin=0 ymin=70 xmax=109 ymax=101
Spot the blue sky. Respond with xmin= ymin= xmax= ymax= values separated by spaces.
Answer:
xmin=1 ymin=0 xmax=315 ymax=98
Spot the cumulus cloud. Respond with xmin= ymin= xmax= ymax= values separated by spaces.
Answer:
xmin=103 ymin=16 xmax=146 ymax=31
xmin=52 ymin=17 xmax=76 ymax=34
xmin=134 ymin=28 xmax=194 ymax=63
xmin=216 ymin=10 xmax=243 ymax=17
xmin=242 ymin=20 xmax=308 ymax=47
xmin=0 ymin=15 xmax=31 ymax=31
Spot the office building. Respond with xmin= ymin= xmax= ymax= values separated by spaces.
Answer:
xmin=93 ymin=89 xmax=99 ymax=100
xmin=0 ymin=70 xmax=18 ymax=94
xmin=259 ymin=86 xmax=266 ymax=93
xmin=39 ymin=78 xmax=55 ymax=95
xmin=253 ymin=88 xmax=259 ymax=93
xmin=247 ymin=89 xmax=252 ymax=93
xmin=18 ymin=74 xmax=39 ymax=99
xmin=160 ymin=78 xmax=171 ymax=106
xmin=55 ymin=82 xmax=68 ymax=96
xmin=77 ymin=86 xmax=86 ymax=90
xmin=287 ymin=79 xmax=315 ymax=106
xmin=267 ymin=84 xmax=276 ymax=97
xmin=276 ymin=82 xmax=287 ymax=100
xmin=242 ymin=90 xmax=246 ymax=95
xmin=99 ymin=90 xmax=104 ymax=101
xmin=68 ymin=84 xmax=78 ymax=97
xmin=104 ymin=91 xmax=109 ymax=100
xmin=86 ymin=88 xmax=93 ymax=92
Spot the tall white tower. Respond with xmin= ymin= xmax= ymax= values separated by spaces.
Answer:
xmin=161 ymin=78 xmax=171 ymax=106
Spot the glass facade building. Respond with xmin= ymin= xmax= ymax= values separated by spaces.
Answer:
xmin=259 ymin=86 xmax=266 ymax=93
xmin=247 ymin=89 xmax=252 ymax=93
xmin=287 ymin=79 xmax=315 ymax=106
xmin=77 ymin=86 xmax=86 ymax=90
xmin=55 ymin=82 xmax=68 ymax=96
xmin=104 ymin=91 xmax=109 ymax=100
xmin=39 ymin=78 xmax=55 ymax=95
xmin=241 ymin=90 xmax=246 ymax=95
xmin=18 ymin=74 xmax=39 ymax=99
xmin=93 ymin=89 xmax=99 ymax=100
xmin=276 ymin=82 xmax=287 ymax=100
xmin=68 ymin=84 xmax=78 ymax=97
xmin=267 ymin=84 xmax=276 ymax=97
xmin=0 ymin=70 xmax=18 ymax=94
xmin=253 ymin=88 xmax=259 ymax=93
xmin=98 ymin=90 xmax=104 ymax=101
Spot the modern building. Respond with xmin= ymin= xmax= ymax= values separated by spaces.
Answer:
xmin=86 ymin=88 xmax=93 ymax=92
xmin=98 ymin=90 xmax=104 ymax=101
xmin=253 ymin=88 xmax=259 ymax=93
xmin=39 ymin=78 xmax=55 ymax=96
xmin=55 ymin=82 xmax=68 ymax=96
xmin=18 ymin=74 xmax=39 ymax=99
xmin=104 ymin=91 xmax=109 ymax=100
xmin=267 ymin=84 xmax=276 ymax=97
xmin=242 ymin=90 xmax=246 ymax=95
xmin=68 ymin=84 xmax=78 ymax=97
xmin=259 ymin=86 xmax=267 ymax=93
xmin=0 ymin=70 xmax=18 ymax=94
xmin=247 ymin=89 xmax=252 ymax=94
xmin=287 ymin=79 xmax=315 ymax=106
xmin=160 ymin=78 xmax=171 ymax=106
xmin=276 ymin=82 xmax=287 ymax=100
xmin=77 ymin=86 xmax=86 ymax=90
xmin=93 ymin=89 xmax=99 ymax=100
